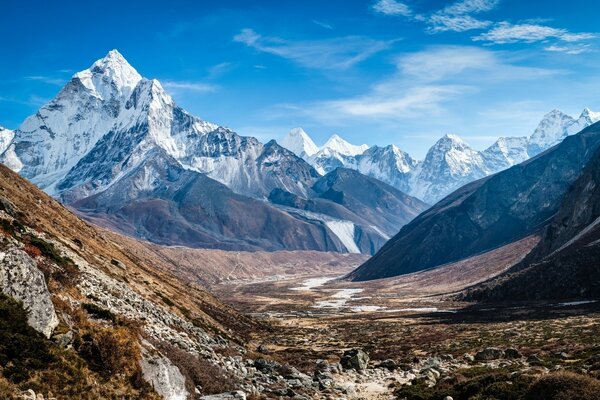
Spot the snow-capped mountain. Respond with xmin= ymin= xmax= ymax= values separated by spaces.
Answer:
xmin=481 ymin=136 xmax=530 ymax=172
xmin=408 ymin=134 xmax=488 ymax=203
xmin=322 ymin=134 xmax=368 ymax=156
xmin=527 ymin=108 xmax=600 ymax=156
xmin=279 ymin=127 xmax=319 ymax=159
xmin=0 ymin=50 xmax=426 ymax=254
xmin=0 ymin=127 xmax=14 ymax=155
xmin=279 ymin=129 xmax=370 ymax=174
xmin=354 ymin=145 xmax=417 ymax=194
xmin=283 ymin=107 xmax=600 ymax=204
xmin=0 ymin=50 xmax=144 ymax=192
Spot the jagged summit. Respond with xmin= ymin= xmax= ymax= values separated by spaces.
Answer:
xmin=322 ymin=133 xmax=369 ymax=156
xmin=75 ymin=49 xmax=142 ymax=100
xmin=280 ymin=127 xmax=319 ymax=159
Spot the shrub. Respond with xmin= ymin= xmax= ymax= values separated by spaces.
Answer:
xmin=151 ymin=340 xmax=237 ymax=395
xmin=0 ymin=293 xmax=53 ymax=382
xmin=76 ymin=326 xmax=141 ymax=377
xmin=82 ymin=303 xmax=117 ymax=323
xmin=524 ymin=372 xmax=600 ymax=400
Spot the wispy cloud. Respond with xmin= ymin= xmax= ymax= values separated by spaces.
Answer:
xmin=441 ymin=0 xmax=500 ymax=15
xmin=545 ymin=44 xmax=591 ymax=55
xmin=372 ymin=0 xmax=499 ymax=33
xmin=312 ymin=19 xmax=333 ymax=30
xmin=426 ymin=0 xmax=499 ymax=33
xmin=162 ymin=80 xmax=217 ymax=93
xmin=24 ymin=76 xmax=65 ymax=86
xmin=474 ymin=22 xmax=596 ymax=44
xmin=371 ymin=0 xmax=412 ymax=17
xmin=277 ymin=46 xmax=561 ymax=123
xmin=233 ymin=28 xmax=395 ymax=70
xmin=207 ymin=62 xmax=233 ymax=79
xmin=427 ymin=15 xmax=492 ymax=33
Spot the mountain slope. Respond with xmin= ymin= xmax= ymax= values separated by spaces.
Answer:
xmin=2 ymin=50 xmax=422 ymax=254
xmin=73 ymin=148 xmax=345 ymax=252
xmin=0 ymin=163 xmax=264 ymax=398
xmin=466 ymin=143 xmax=600 ymax=301
xmin=268 ymin=168 xmax=427 ymax=254
xmin=349 ymin=122 xmax=600 ymax=281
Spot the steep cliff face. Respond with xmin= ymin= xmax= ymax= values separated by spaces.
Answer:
xmin=465 ymin=144 xmax=600 ymax=301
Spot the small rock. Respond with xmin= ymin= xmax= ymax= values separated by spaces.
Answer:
xmin=443 ymin=397 xmax=454 ymax=400
xmin=527 ymin=355 xmax=543 ymax=365
xmin=464 ymin=353 xmax=475 ymax=362
xmin=341 ymin=349 xmax=369 ymax=371
xmin=200 ymin=391 xmax=246 ymax=400
xmin=504 ymin=348 xmax=521 ymax=359
xmin=378 ymin=359 xmax=397 ymax=371
xmin=475 ymin=348 xmax=504 ymax=361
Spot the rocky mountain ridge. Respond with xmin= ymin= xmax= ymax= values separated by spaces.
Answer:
xmin=349 ymin=121 xmax=600 ymax=281
xmin=282 ymin=108 xmax=600 ymax=204
xmin=0 ymin=50 xmax=425 ymax=254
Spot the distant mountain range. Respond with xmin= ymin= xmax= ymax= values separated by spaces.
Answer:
xmin=349 ymin=121 xmax=600 ymax=282
xmin=281 ymin=108 xmax=600 ymax=204
xmin=0 ymin=50 xmax=426 ymax=254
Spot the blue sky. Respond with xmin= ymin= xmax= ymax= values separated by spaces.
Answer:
xmin=2 ymin=0 xmax=600 ymax=158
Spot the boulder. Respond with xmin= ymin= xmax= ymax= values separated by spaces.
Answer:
xmin=140 ymin=342 xmax=189 ymax=400
xmin=341 ymin=349 xmax=370 ymax=371
xmin=475 ymin=348 xmax=504 ymax=361
xmin=0 ymin=246 xmax=59 ymax=338
xmin=504 ymin=348 xmax=522 ymax=359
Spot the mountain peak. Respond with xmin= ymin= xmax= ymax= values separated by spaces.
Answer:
xmin=322 ymin=134 xmax=368 ymax=156
xmin=280 ymin=127 xmax=319 ymax=158
xmin=75 ymin=49 xmax=142 ymax=100
xmin=579 ymin=107 xmax=600 ymax=122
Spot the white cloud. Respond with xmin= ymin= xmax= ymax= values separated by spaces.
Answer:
xmin=474 ymin=22 xmax=595 ymax=44
xmin=281 ymin=46 xmax=561 ymax=123
xmin=427 ymin=15 xmax=492 ymax=33
xmin=545 ymin=44 xmax=591 ymax=55
xmin=372 ymin=0 xmax=412 ymax=17
xmin=320 ymin=85 xmax=467 ymax=119
xmin=312 ymin=20 xmax=333 ymax=30
xmin=426 ymin=0 xmax=499 ymax=33
xmin=24 ymin=76 xmax=65 ymax=86
xmin=233 ymin=28 xmax=394 ymax=70
xmin=162 ymin=80 xmax=217 ymax=93
xmin=442 ymin=0 xmax=500 ymax=15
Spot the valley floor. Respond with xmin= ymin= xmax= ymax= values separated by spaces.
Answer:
xmin=209 ymin=236 xmax=600 ymax=399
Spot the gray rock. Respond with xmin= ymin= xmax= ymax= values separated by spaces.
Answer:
xmin=200 ymin=391 xmax=246 ymax=400
xmin=378 ymin=359 xmax=397 ymax=371
xmin=141 ymin=342 xmax=189 ymax=400
xmin=0 ymin=246 xmax=59 ymax=338
xmin=527 ymin=355 xmax=543 ymax=365
xmin=475 ymin=348 xmax=504 ymax=361
xmin=341 ymin=349 xmax=369 ymax=371
xmin=53 ymin=330 xmax=74 ymax=348
xmin=504 ymin=348 xmax=522 ymax=359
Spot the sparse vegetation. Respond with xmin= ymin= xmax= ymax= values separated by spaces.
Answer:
xmin=151 ymin=340 xmax=237 ymax=395
xmin=525 ymin=372 xmax=600 ymax=400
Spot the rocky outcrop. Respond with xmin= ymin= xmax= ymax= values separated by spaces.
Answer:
xmin=141 ymin=342 xmax=189 ymax=400
xmin=0 ymin=246 xmax=58 ymax=338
